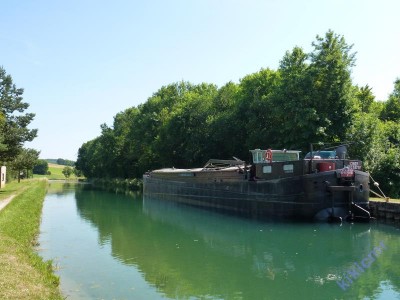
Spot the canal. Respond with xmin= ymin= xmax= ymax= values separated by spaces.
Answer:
xmin=38 ymin=182 xmax=400 ymax=300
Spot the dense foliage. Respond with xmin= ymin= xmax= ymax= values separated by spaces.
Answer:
xmin=62 ymin=166 xmax=73 ymax=178
xmin=76 ymin=31 xmax=400 ymax=197
xmin=33 ymin=159 xmax=49 ymax=175
xmin=56 ymin=158 xmax=75 ymax=166
xmin=9 ymin=148 xmax=40 ymax=182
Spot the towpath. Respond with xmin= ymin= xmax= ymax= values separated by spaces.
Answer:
xmin=0 ymin=180 xmax=48 ymax=213
xmin=0 ymin=195 xmax=16 ymax=211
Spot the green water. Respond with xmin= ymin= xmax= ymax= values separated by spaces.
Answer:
xmin=39 ymin=183 xmax=400 ymax=300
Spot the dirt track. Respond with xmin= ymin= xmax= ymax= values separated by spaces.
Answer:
xmin=0 ymin=195 xmax=15 ymax=211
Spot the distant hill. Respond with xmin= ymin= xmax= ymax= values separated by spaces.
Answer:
xmin=45 ymin=159 xmax=58 ymax=164
xmin=45 ymin=158 xmax=75 ymax=166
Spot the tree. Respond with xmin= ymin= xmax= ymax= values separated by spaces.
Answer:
xmin=237 ymin=68 xmax=280 ymax=153
xmin=271 ymin=46 xmax=317 ymax=150
xmin=0 ymin=67 xmax=38 ymax=162
xmin=33 ymin=159 xmax=49 ymax=175
xmin=355 ymin=85 xmax=375 ymax=113
xmin=380 ymin=78 xmax=400 ymax=122
xmin=56 ymin=158 xmax=75 ymax=166
xmin=346 ymin=113 xmax=386 ymax=170
xmin=207 ymin=82 xmax=241 ymax=159
xmin=10 ymin=148 xmax=39 ymax=182
xmin=370 ymin=146 xmax=400 ymax=199
xmin=76 ymin=140 xmax=98 ymax=178
xmin=154 ymin=82 xmax=218 ymax=168
xmin=62 ymin=166 xmax=73 ymax=179
xmin=308 ymin=30 xmax=356 ymax=144
xmin=73 ymin=167 xmax=82 ymax=178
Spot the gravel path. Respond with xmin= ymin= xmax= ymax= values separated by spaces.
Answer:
xmin=0 ymin=195 xmax=15 ymax=211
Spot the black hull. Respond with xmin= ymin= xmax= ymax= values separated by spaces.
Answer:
xmin=143 ymin=170 xmax=370 ymax=221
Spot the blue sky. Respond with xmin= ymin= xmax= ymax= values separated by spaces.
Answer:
xmin=1 ymin=0 xmax=399 ymax=160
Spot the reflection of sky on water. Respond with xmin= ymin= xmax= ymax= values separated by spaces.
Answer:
xmin=39 ymin=185 xmax=164 ymax=299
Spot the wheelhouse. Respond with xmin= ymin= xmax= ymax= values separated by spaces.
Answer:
xmin=250 ymin=149 xmax=301 ymax=164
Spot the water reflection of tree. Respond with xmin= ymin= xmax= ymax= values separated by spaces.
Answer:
xmin=74 ymin=188 xmax=400 ymax=299
xmin=46 ymin=182 xmax=85 ymax=197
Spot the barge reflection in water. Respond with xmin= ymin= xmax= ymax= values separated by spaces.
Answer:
xmin=38 ymin=183 xmax=400 ymax=299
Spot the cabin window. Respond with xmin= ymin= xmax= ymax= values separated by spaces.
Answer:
xmin=257 ymin=152 xmax=263 ymax=163
xmin=263 ymin=166 xmax=272 ymax=173
xmin=272 ymin=152 xmax=298 ymax=161
xmin=283 ymin=164 xmax=294 ymax=173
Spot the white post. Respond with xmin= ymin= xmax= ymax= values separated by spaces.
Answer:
xmin=0 ymin=166 xmax=6 ymax=188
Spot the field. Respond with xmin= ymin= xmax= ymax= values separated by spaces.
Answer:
xmin=33 ymin=163 xmax=82 ymax=180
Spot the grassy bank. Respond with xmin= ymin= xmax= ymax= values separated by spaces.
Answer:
xmin=0 ymin=179 xmax=63 ymax=300
xmin=0 ymin=180 xmax=28 ymax=201
xmin=370 ymin=197 xmax=400 ymax=203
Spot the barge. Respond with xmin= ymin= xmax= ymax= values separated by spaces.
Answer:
xmin=143 ymin=146 xmax=371 ymax=222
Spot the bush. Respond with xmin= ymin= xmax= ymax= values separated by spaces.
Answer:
xmin=33 ymin=160 xmax=49 ymax=175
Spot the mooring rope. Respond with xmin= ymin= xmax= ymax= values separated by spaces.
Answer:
xmin=369 ymin=174 xmax=388 ymax=199
xmin=370 ymin=189 xmax=384 ymax=199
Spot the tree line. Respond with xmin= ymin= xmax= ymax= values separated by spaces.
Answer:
xmin=76 ymin=31 xmax=400 ymax=197
xmin=0 ymin=66 xmax=39 ymax=182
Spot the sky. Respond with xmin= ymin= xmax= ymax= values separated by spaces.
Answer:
xmin=1 ymin=0 xmax=399 ymax=160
